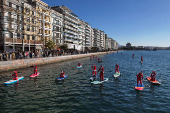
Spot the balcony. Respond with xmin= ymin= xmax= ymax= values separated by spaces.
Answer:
xmin=53 ymin=29 xmax=60 ymax=32
xmin=44 ymin=19 xmax=51 ymax=23
xmin=64 ymin=16 xmax=78 ymax=24
xmin=64 ymin=37 xmax=73 ymax=42
xmin=7 ymin=17 xmax=14 ymax=21
xmin=8 ymin=28 xmax=14 ymax=31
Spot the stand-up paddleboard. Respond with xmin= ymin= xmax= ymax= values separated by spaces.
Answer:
xmin=4 ymin=77 xmax=24 ymax=85
xmin=135 ymin=83 xmax=144 ymax=91
xmin=146 ymin=76 xmax=161 ymax=85
xmin=90 ymin=74 xmax=99 ymax=81
xmin=56 ymin=75 xmax=68 ymax=81
xmin=91 ymin=78 xmax=109 ymax=84
xmin=77 ymin=65 xmax=82 ymax=69
xmin=114 ymin=72 xmax=120 ymax=78
xmin=30 ymin=72 xmax=39 ymax=78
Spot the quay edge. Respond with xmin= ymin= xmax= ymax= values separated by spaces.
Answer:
xmin=0 ymin=51 xmax=116 ymax=72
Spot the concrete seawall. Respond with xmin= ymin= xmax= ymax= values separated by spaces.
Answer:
xmin=0 ymin=51 xmax=115 ymax=72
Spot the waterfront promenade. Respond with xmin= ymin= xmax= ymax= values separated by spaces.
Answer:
xmin=0 ymin=51 xmax=115 ymax=72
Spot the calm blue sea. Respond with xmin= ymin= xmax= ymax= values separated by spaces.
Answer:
xmin=0 ymin=50 xmax=170 ymax=113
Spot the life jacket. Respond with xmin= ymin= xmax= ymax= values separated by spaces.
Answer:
xmin=92 ymin=65 xmax=96 ymax=71
xmin=151 ymin=73 xmax=156 ymax=78
xmin=34 ymin=65 xmax=37 ymax=70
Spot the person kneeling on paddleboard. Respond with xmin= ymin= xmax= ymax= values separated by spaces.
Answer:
xmin=115 ymin=63 xmax=119 ymax=73
xmin=12 ymin=71 xmax=18 ymax=80
xmin=98 ymin=65 xmax=104 ymax=81
xmin=151 ymin=71 xmax=156 ymax=81
xmin=60 ymin=71 xmax=65 ymax=78
xmin=136 ymin=71 xmax=143 ymax=86
xmin=78 ymin=62 xmax=81 ymax=67
xmin=98 ymin=58 xmax=101 ymax=62
xmin=34 ymin=64 xmax=38 ymax=75
xmin=91 ymin=64 xmax=97 ymax=77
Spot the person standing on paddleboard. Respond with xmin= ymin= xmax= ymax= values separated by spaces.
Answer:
xmin=78 ymin=62 xmax=81 ymax=67
xmin=136 ymin=71 xmax=143 ymax=86
xmin=90 ymin=56 xmax=92 ymax=60
xmin=91 ymin=64 xmax=97 ymax=77
xmin=151 ymin=71 xmax=156 ymax=81
xmin=34 ymin=64 xmax=38 ymax=75
xmin=132 ymin=53 xmax=134 ymax=58
xmin=12 ymin=71 xmax=18 ymax=80
xmin=115 ymin=63 xmax=119 ymax=73
xmin=60 ymin=71 xmax=65 ymax=78
xmin=141 ymin=56 xmax=143 ymax=63
xmin=98 ymin=65 xmax=104 ymax=81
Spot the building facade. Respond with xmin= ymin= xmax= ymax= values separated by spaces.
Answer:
xmin=52 ymin=5 xmax=82 ymax=50
xmin=0 ymin=0 xmax=44 ymax=52
xmin=51 ymin=9 xmax=63 ymax=47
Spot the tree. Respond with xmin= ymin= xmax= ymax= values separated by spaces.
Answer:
xmin=91 ymin=47 xmax=98 ymax=52
xmin=45 ymin=40 xmax=55 ymax=50
xmin=59 ymin=44 xmax=68 ymax=50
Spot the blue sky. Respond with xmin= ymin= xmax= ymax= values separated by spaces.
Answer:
xmin=42 ymin=0 xmax=170 ymax=47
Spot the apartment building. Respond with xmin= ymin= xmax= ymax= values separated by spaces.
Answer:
xmin=52 ymin=5 xmax=81 ymax=50
xmin=107 ymin=37 xmax=112 ymax=50
xmin=51 ymin=9 xmax=63 ymax=47
xmin=99 ymin=31 xmax=105 ymax=50
xmin=85 ymin=22 xmax=93 ymax=49
xmin=78 ymin=19 xmax=85 ymax=51
xmin=32 ymin=0 xmax=52 ymax=50
xmin=93 ymin=28 xmax=100 ymax=48
xmin=0 ymin=0 xmax=43 ymax=52
xmin=105 ymin=34 xmax=108 ymax=50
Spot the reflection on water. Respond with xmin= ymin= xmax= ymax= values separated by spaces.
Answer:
xmin=0 ymin=50 xmax=170 ymax=112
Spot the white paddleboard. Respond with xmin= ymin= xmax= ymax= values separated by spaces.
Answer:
xmin=91 ymin=78 xmax=108 ymax=84
xmin=114 ymin=72 xmax=120 ymax=78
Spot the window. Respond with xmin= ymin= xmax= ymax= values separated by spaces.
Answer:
xmin=17 ymin=26 xmax=20 ymax=31
xmin=32 ymin=19 xmax=35 ymax=24
xmin=27 ymin=26 xmax=30 ymax=31
xmin=26 ymin=8 xmax=30 ymax=14
xmin=9 ymin=32 xmax=13 ymax=38
xmin=21 ymin=33 xmax=24 ymax=39
xmin=27 ymin=17 xmax=30 ymax=22
xmin=32 ymin=26 xmax=34 ymax=32
xmin=21 ymin=7 xmax=23 ymax=12
xmin=17 ymin=15 xmax=19 ymax=20
xmin=27 ymin=35 xmax=30 ymax=40
xmin=16 ymin=5 xmax=19 ymax=10
xmin=32 ymin=11 xmax=34 ymax=15
xmin=32 ymin=35 xmax=35 ymax=40
xmin=17 ymin=33 xmax=20 ymax=39
xmin=9 ymin=2 xmax=12 ymax=7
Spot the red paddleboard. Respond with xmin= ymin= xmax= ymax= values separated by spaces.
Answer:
xmin=147 ymin=76 xmax=161 ymax=85
xmin=135 ymin=83 xmax=144 ymax=91
xmin=30 ymin=72 xmax=39 ymax=78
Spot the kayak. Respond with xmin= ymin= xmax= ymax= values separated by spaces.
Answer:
xmin=77 ymin=65 xmax=82 ymax=69
xmin=90 ymin=74 xmax=99 ymax=81
xmin=4 ymin=77 xmax=24 ymax=85
xmin=135 ymin=83 xmax=144 ymax=91
xmin=56 ymin=75 xmax=68 ymax=81
xmin=91 ymin=78 xmax=109 ymax=84
xmin=114 ymin=72 xmax=120 ymax=78
xmin=146 ymin=76 xmax=161 ymax=85
xmin=30 ymin=72 xmax=39 ymax=78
